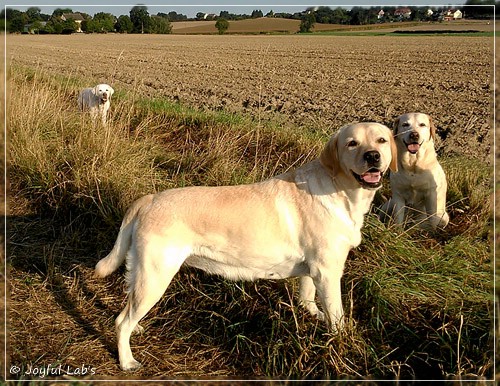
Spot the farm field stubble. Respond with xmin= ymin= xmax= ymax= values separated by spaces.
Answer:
xmin=6 ymin=33 xmax=494 ymax=381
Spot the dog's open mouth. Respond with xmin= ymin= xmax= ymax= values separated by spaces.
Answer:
xmin=404 ymin=141 xmax=422 ymax=154
xmin=352 ymin=168 xmax=383 ymax=189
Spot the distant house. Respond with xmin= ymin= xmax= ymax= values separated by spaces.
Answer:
xmin=394 ymin=7 xmax=412 ymax=19
xmin=451 ymin=9 xmax=463 ymax=19
xmin=442 ymin=9 xmax=463 ymax=21
xmin=426 ymin=9 xmax=434 ymax=17
xmin=377 ymin=10 xmax=385 ymax=20
xmin=203 ymin=13 xmax=217 ymax=20
xmin=61 ymin=12 xmax=84 ymax=32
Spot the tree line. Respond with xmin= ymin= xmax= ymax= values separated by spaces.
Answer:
xmin=2 ymin=1 xmax=497 ymax=35
xmin=1 ymin=6 xmax=172 ymax=34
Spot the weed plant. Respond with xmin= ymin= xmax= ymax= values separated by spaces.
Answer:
xmin=7 ymin=65 xmax=494 ymax=380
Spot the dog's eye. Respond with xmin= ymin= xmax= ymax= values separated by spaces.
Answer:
xmin=419 ymin=122 xmax=426 ymax=127
xmin=402 ymin=122 xmax=410 ymax=127
xmin=347 ymin=140 xmax=358 ymax=148
xmin=377 ymin=138 xmax=388 ymax=144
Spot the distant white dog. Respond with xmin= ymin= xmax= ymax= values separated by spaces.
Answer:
xmin=78 ymin=84 xmax=114 ymax=125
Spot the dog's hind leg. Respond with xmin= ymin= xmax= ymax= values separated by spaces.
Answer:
xmin=115 ymin=245 xmax=187 ymax=371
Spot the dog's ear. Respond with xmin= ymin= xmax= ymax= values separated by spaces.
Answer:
xmin=429 ymin=116 xmax=436 ymax=141
xmin=392 ymin=117 xmax=400 ymax=136
xmin=108 ymin=86 xmax=114 ymax=97
xmin=93 ymin=85 xmax=100 ymax=95
xmin=320 ymin=131 xmax=340 ymax=177
xmin=389 ymin=133 xmax=398 ymax=172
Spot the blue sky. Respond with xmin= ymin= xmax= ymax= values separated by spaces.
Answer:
xmin=4 ymin=1 xmax=468 ymax=18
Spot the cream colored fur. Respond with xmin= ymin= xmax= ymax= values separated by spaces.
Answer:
xmin=380 ymin=112 xmax=449 ymax=230
xmin=95 ymin=122 xmax=397 ymax=371
xmin=78 ymin=83 xmax=114 ymax=125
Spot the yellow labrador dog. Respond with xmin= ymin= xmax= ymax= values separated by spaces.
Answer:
xmin=95 ymin=122 xmax=397 ymax=371
xmin=78 ymin=84 xmax=114 ymax=125
xmin=380 ymin=113 xmax=449 ymax=229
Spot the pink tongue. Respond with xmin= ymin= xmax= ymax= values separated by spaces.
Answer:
xmin=361 ymin=171 xmax=381 ymax=183
xmin=407 ymin=143 xmax=420 ymax=153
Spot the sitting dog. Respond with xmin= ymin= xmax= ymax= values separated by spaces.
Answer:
xmin=78 ymin=84 xmax=114 ymax=125
xmin=380 ymin=112 xmax=449 ymax=230
xmin=95 ymin=122 xmax=397 ymax=371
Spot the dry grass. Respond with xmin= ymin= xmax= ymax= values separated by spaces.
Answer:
xmin=6 ymin=62 xmax=493 ymax=382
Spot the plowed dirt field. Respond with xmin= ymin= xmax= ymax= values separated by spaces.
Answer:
xmin=7 ymin=33 xmax=494 ymax=162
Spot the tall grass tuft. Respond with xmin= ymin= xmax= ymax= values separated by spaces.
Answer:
xmin=9 ymin=67 xmax=167 ymax=226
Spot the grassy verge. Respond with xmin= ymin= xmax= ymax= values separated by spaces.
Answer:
xmin=7 ymin=65 xmax=494 ymax=380
xmin=312 ymin=30 xmax=494 ymax=37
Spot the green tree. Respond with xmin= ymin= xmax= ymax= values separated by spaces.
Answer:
xmin=313 ymin=6 xmax=334 ymax=23
xmin=5 ymin=9 xmax=27 ymax=33
xmin=349 ymin=7 xmax=374 ymax=25
xmin=26 ymin=7 xmax=42 ymax=22
xmin=151 ymin=15 xmax=172 ymax=34
xmin=61 ymin=19 xmax=77 ymax=34
xmin=463 ymin=0 xmax=495 ymax=18
xmin=409 ymin=7 xmax=427 ymax=21
xmin=251 ymin=10 xmax=263 ymax=18
xmin=115 ymin=15 xmax=134 ymax=33
xmin=299 ymin=13 xmax=315 ymax=33
xmin=331 ymin=7 xmax=349 ymax=24
xmin=161 ymin=11 xmax=187 ymax=21
xmin=30 ymin=20 xmax=44 ymax=34
xmin=92 ymin=12 xmax=115 ymax=32
xmin=130 ymin=5 xmax=151 ymax=33
xmin=52 ymin=8 xmax=72 ymax=17
xmin=215 ymin=18 xmax=229 ymax=34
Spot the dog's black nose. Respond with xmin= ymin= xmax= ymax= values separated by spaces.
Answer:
xmin=409 ymin=131 xmax=420 ymax=141
xmin=364 ymin=150 xmax=381 ymax=165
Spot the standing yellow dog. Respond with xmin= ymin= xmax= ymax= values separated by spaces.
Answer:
xmin=96 ymin=122 xmax=397 ymax=370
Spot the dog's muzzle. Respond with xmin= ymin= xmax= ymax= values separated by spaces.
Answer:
xmin=403 ymin=140 xmax=423 ymax=154
xmin=350 ymin=150 xmax=384 ymax=189
xmin=404 ymin=132 xmax=422 ymax=154
xmin=352 ymin=168 xmax=383 ymax=189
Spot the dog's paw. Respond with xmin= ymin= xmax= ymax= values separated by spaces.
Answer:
xmin=315 ymin=310 xmax=326 ymax=322
xmin=121 ymin=359 xmax=142 ymax=371
xmin=302 ymin=301 xmax=325 ymax=322
xmin=133 ymin=324 xmax=144 ymax=335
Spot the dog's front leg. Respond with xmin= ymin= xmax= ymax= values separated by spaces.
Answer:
xmin=425 ymin=189 xmax=449 ymax=229
xmin=299 ymin=276 xmax=325 ymax=321
xmin=392 ymin=194 xmax=406 ymax=225
xmin=309 ymin=260 xmax=346 ymax=331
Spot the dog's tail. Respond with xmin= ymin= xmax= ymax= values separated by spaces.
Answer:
xmin=95 ymin=195 xmax=153 ymax=278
